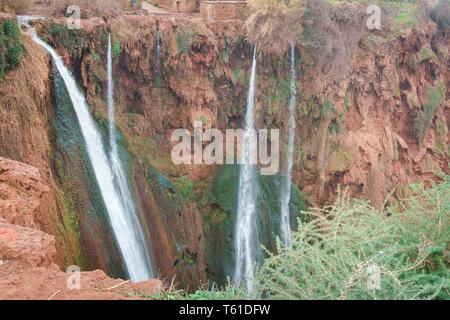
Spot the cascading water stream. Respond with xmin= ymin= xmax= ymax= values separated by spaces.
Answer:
xmin=156 ymin=30 xmax=161 ymax=71
xmin=27 ymin=22 xmax=154 ymax=281
xmin=106 ymin=33 xmax=155 ymax=281
xmin=279 ymin=43 xmax=297 ymax=247
xmin=234 ymin=47 xmax=259 ymax=291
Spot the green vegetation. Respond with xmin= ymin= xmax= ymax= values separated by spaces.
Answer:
xmin=435 ymin=117 xmax=448 ymax=156
xmin=231 ymin=68 xmax=249 ymax=87
xmin=222 ymin=47 xmax=230 ymax=63
xmin=56 ymin=193 xmax=86 ymax=269
xmin=176 ymin=29 xmax=195 ymax=55
xmin=300 ymin=3 xmax=324 ymax=50
xmin=46 ymin=23 xmax=88 ymax=58
xmin=235 ymin=34 xmax=246 ymax=51
xmin=112 ymin=37 xmax=121 ymax=57
xmin=178 ymin=173 xmax=449 ymax=300
xmin=429 ymin=0 xmax=450 ymax=32
xmin=257 ymin=176 xmax=449 ymax=300
xmin=320 ymin=96 xmax=335 ymax=116
xmin=91 ymin=51 xmax=99 ymax=62
xmin=263 ymin=78 xmax=291 ymax=105
xmin=175 ymin=176 xmax=195 ymax=200
xmin=383 ymin=1 xmax=425 ymax=34
xmin=183 ymin=282 xmax=248 ymax=300
xmin=0 ymin=20 xmax=26 ymax=81
xmin=62 ymin=201 xmax=82 ymax=243
xmin=153 ymin=73 xmax=162 ymax=88
xmin=419 ymin=47 xmax=438 ymax=63
xmin=416 ymin=82 xmax=446 ymax=143
xmin=199 ymin=165 xmax=305 ymax=286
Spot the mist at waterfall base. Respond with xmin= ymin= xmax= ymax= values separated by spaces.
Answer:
xmin=155 ymin=30 xmax=162 ymax=115
xmin=106 ymin=33 xmax=155 ymax=280
xmin=234 ymin=47 xmax=260 ymax=291
xmin=233 ymin=45 xmax=299 ymax=291
xmin=279 ymin=44 xmax=297 ymax=248
xmin=21 ymin=16 xmax=300 ymax=290
xmin=28 ymin=25 xmax=154 ymax=282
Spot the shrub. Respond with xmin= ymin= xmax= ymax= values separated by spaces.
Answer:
xmin=184 ymin=281 xmax=248 ymax=300
xmin=389 ymin=3 xmax=424 ymax=34
xmin=256 ymin=175 xmax=449 ymax=300
xmin=320 ymin=96 xmax=335 ymax=116
xmin=3 ymin=20 xmax=21 ymax=40
xmin=0 ymin=20 xmax=25 ymax=81
xmin=176 ymin=29 xmax=195 ymax=54
xmin=0 ymin=26 xmax=5 ymax=79
xmin=112 ymin=37 xmax=121 ymax=57
xmin=5 ymin=43 xmax=23 ymax=70
xmin=175 ymin=176 xmax=195 ymax=200
xmin=46 ymin=22 xmax=88 ymax=58
xmin=179 ymin=173 xmax=449 ymax=300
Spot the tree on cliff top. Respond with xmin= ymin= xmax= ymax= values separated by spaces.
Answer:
xmin=245 ymin=0 xmax=307 ymax=55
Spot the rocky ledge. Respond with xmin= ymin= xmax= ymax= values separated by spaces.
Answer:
xmin=0 ymin=157 xmax=162 ymax=300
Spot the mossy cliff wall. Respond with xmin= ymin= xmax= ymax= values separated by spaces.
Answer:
xmin=0 ymin=18 xmax=85 ymax=269
xmin=29 ymin=8 xmax=449 ymax=288
xmin=51 ymin=71 xmax=127 ymax=277
xmin=202 ymin=165 xmax=305 ymax=284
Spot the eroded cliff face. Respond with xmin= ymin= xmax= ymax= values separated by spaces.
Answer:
xmin=0 ymin=29 xmax=79 ymax=268
xmin=32 ymin=10 xmax=449 ymax=287
xmin=0 ymin=157 xmax=162 ymax=300
xmin=0 ymin=18 xmax=127 ymax=279
xmin=0 ymin=158 xmax=57 ymax=269
xmin=297 ymin=23 xmax=449 ymax=208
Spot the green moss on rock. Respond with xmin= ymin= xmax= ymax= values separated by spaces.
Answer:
xmin=51 ymin=71 xmax=127 ymax=278
xmin=176 ymin=28 xmax=195 ymax=55
xmin=44 ymin=22 xmax=88 ymax=58
xmin=435 ymin=117 xmax=448 ymax=156
xmin=202 ymin=165 xmax=306 ymax=285
xmin=416 ymin=82 xmax=446 ymax=143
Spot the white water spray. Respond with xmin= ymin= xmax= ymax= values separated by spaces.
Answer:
xmin=106 ymin=33 xmax=155 ymax=280
xmin=28 ymin=23 xmax=154 ymax=281
xmin=279 ymin=44 xmax=297 ymax=248
xmin=234 ymin=47 xmax=259 ymax=291
xmin=156 ymin=30 xmax=161 ymax=69
xmin=155 ymin=30 xmax=162 ymax=115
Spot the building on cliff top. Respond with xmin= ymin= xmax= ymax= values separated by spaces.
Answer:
xmin=149 ymin=0 xmax=246 ymax=20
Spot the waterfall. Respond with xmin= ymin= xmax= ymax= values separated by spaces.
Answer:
xmin=29 ymin=28 xmax=154 ymax=282
xmin=107 ymin=34 xmax=117 ymax=155
xmin=155 ymin=30 xmax=162 ymax=116
xmin=106 ymin=33 xmax=155 ymax=280
xmin=104 ymin=32 xmax=154 ymax=281
xmin=234 ymin=47 xmax=259 ymax=291
xmin=279 ymin=43 xmax=297 ymax=248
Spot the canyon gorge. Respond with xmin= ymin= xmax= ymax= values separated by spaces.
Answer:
xmin=0 ymin=0 xmax=448 ymax=299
